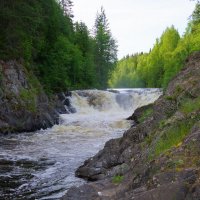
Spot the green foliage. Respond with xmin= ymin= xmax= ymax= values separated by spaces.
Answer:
xmin=74 ymin=22 xmax=97 ymax=88
xmin=191 ymin=2 xmax=200 ymax=25
xmin=109 ymin=3 xmax=200 ymax=89
xmin=19 ymin=89 xmax=37 ymax=112
xmin=180 ymin=96 xmax=200 ymax=114
xmin=112 ymin=175 xmax=124 ymax=184
xmin=94 ymin=7 xmax=118 ymax=89
xmin=109 ymin=53 xmax=145 ymax=88
xmin=154 ymin=121 xmax=193 ymax=157
xmin=0 ymin=1 xmax=118 ymax=93
xmin=138 ymin=108 xmax=153 ymax=123
xmin=109 ymin=26 xmax=182 ymax=88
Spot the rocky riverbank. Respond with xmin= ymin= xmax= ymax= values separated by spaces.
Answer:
xmin=0 ymin=60 xmax=67 ymax=133
xmin=62 ymin=52 xmax=200 ymax=199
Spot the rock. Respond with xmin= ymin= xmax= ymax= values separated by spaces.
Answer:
xmin=130 ymin=182 xmax=188 ymax=200
xmin=57 ymin=91 xmax=76 ymax=113
xmin=61 ymin=185 xmax=101 ymax=200
xmin=63 ymin=52 xmax=200 ymax=199
xmin=185 ymin=184 xmax=200 ymax=200
xmin=76 ymin=138 xmax=124 ymax=180
xmin=0 ymin=60 xmax=67 ymax=133
xmin=126 ymin=103 xmax=153 ymax=123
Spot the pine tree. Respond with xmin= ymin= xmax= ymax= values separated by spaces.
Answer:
xmin=58 ymin=0 xmax=73 ymax=18
xmin=191 ymin=1 xmax=200 ymax=24
xmin=94 ymin=7 xmax=117 ymax=89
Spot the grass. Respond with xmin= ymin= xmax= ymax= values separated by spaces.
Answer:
xmin=138 ymin=108 xmax=153 ymax=123
xmin=153 ymin=121 xmax=193 ymax=157
xmin=151 ymin=96 xmax=200 ymax=158
xmin=180 ymin=96 xmax=200 ymax=114
xmin=112 ymin=175 xmax=124 ymax=184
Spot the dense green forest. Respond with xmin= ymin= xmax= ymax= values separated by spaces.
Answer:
xmin=109 ymin=2 xmax=200 ymax=89
xmin=0 ymin=0 xmax=117 ymax=93
xmin=1 ymin=1 xmax=200 ymax=92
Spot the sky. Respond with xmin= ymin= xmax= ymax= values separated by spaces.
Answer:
xmin=73 ymin=0 xmax=196 ymax=59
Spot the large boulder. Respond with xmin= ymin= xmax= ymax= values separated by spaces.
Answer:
xmin=0 ymin=60 xmax=66 ymax=133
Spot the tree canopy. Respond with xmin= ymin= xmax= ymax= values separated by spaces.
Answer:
xmin=0 ymin=1 xmax=118 ymax=93
xmin=1 ymin=1 xmax=199 ymax=91
xmin=109 ymin=3 xmax=200 ymax=89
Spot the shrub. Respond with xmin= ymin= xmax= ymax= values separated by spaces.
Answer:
xmin=112 ymin=175 xmax=124 ymax=184
xmin=180 ymin=96 xmax=200 ymax=114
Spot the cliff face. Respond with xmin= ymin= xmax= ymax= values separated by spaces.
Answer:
xmin=63 ymin=52 xmax=200 ymax=199
xmin=0 ymin=60 xmax=66 ymax=133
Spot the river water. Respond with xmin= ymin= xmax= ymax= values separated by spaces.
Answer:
xmin=0 ymin=89 xmax=162 ymax=200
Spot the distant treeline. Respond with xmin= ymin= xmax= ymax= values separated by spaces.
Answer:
xmin=0 ymin=0 xmax=117 ymax=93
xmin=109 ymin=2 xmax=200 ymax=89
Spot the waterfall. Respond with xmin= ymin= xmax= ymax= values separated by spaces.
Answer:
xmin=64 ymin=88 xmax=162 ymax=114
xmin=0 ymin=88 xmax=162 ymax=200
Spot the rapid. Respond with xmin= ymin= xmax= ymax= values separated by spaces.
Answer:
xmin=0 ymin=89 xmax=162 ymax=199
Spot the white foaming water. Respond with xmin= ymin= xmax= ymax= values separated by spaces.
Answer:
xmin=0 ymin=89 xmax=162 ymax=200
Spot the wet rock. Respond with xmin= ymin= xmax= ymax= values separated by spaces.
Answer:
xmin=76 ymin=138 xmax=124 ymax=180
xmin=57 ymin=91 xmax=76 ymax=113
xmin=63 ymin=52 xmax=200 ymax=199
xmin=107 ymin=89 xmax=119 ymax=94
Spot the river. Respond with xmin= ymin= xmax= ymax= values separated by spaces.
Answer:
xmin=0 ymin=89 xmax=162 ymax=200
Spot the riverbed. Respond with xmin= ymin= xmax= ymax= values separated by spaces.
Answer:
xmin=0 ymin=89 xmax=162 ymax=199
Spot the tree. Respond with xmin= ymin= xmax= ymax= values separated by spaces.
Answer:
xmin=109 ymin=27 xmax=181 ymax=89
xmin=57 ymin=0 xmax=74 ymax=18
xmin=74 ymin=22 xmax=96 ymax=88
xmin=94 ymin=7 xmax=118 ymax=89
xmin=191 ymin=1 xmax=200 ymax=24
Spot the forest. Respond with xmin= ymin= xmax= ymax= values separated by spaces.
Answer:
xmin=1 ymin=1 xmax=200 ymax=92
xmin=0 ymin=0 xmax=117 ymax=93
xmin=109 ymin=2 xmax=200 ymax=89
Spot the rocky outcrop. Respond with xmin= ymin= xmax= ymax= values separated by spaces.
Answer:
xmin=0 ymin=60 xmax=67 ymax=133
xmin=126 ymin=103 xmax=153 ymax=123
xmin=62 ymin=52 xmax=200 ymax=199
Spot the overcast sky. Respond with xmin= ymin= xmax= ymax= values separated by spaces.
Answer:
xmin=73 ymin=0 xmax=196 ymax=59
